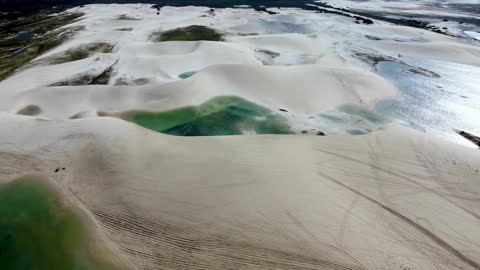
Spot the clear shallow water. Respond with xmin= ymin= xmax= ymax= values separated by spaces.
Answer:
xmin=302 ymin=58 xmax=480 ymax=145
xmin=310 ymin=105 xmax=387 ymax=135
xmin=122 ymin=96 xmax=292 ymax=136
xmin=0 ymin=177 xmax=114 ymax=270
xmin=375 ymin=58 xmax=480 ymax=147
xmin=178 ymin=71 xmax=197 ymax=79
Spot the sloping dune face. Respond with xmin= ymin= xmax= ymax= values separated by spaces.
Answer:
xmin=1 ymin=3 xmax=479 ymax=139
xmin=0 ymin=3 xmax=405 ymax=137
xmin=0 ymin=116 xmax=480 ymax=270
xmin=1 ymin=3 xmax=480 ymax=270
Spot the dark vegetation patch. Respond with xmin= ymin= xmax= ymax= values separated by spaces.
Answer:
xmin=49 ymin=62 xmax=115 ymax=86
xmin=114 ymin=27 xmax=133 ymax=31
xmin=90 ymin=64 xmax=114 ymax=84
xmin=69 ymin=111 xmax=88 ymax=119
xmin=28 ymin=42 xmax=114 ymax=67
xmin=365 ymin=35 xmax=382 ymax=41
xmin=113 ymin=77 xmax=150 ymax=86
xmin=258 ymin=49 xmax=280 ymax=58
xmin=0 ymin=12 xmax=84 ymax=81
xmin=253 ymin=6 xmax=278 ymax=15
xmin=50 ymin=43 xmax=113 ymax=64
xmin=300 ymin=129 xmax=326 ymax=136
xmin=354 ymin=51 xmax=441 ymax=79
xmin=405 ymin=68 xmax=441 ymax=78
xmin=16 ymin=104 xmax=42 ymax=116
xmin=353 ymin=52 xmax=399 ymax=66
xmin=102 ymin=96 xmax=292 ymax=136
xmin=150 ymin=25 xmax=224 ymax=42
xmin=116 ymin=14 xmax=141 ymax=20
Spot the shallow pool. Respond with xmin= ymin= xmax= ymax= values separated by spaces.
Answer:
xmin=0 ymin=177 xmax=115 ymax=270
xmin=178 ymin=71 xmax=197 ymax=79
xmin=122 ymin=96 xmax=292 ymax=136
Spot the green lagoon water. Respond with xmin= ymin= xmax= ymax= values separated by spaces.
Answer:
xmin=178 ymin=71 xmax=197 ymax=79
xmin=122 ymin=96 xmax=292 ymax=136
xmin=0 ymin=177 xmax=114 ymax=270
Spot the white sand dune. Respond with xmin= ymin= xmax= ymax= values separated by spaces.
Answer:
xmin=1 ymin=4 xmax=480 ymax=269
xmin=0 ymin=54 xmax=117 ymax=102
xmin=112 ymin=41 xmax=260 ymax=84
xmin=9 ymin=64 xmax=397 ymax=119
xmin=229 ymin=33 xmax=340 ymax=65
xmin=1 ymin=114 xmax=479 ymax=270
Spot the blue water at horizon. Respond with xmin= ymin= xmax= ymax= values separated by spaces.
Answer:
xmin=375 ymin=58 xmax=480 ymax=147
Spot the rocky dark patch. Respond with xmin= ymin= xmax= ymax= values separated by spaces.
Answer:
xmin=455 ymin=130 xmax=480 ymax=148
xmin=91 ymin=64 xmax=114 ymax=84
xmin=49 ymin=62 xmax=114 ymax=86
xmin=114 ymin=28 xmax=133 ymax=31
xmin=44 ymin=42 xmax=114 ymax=65
xmin=405 ymin=68 xmax=441 ymax=78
